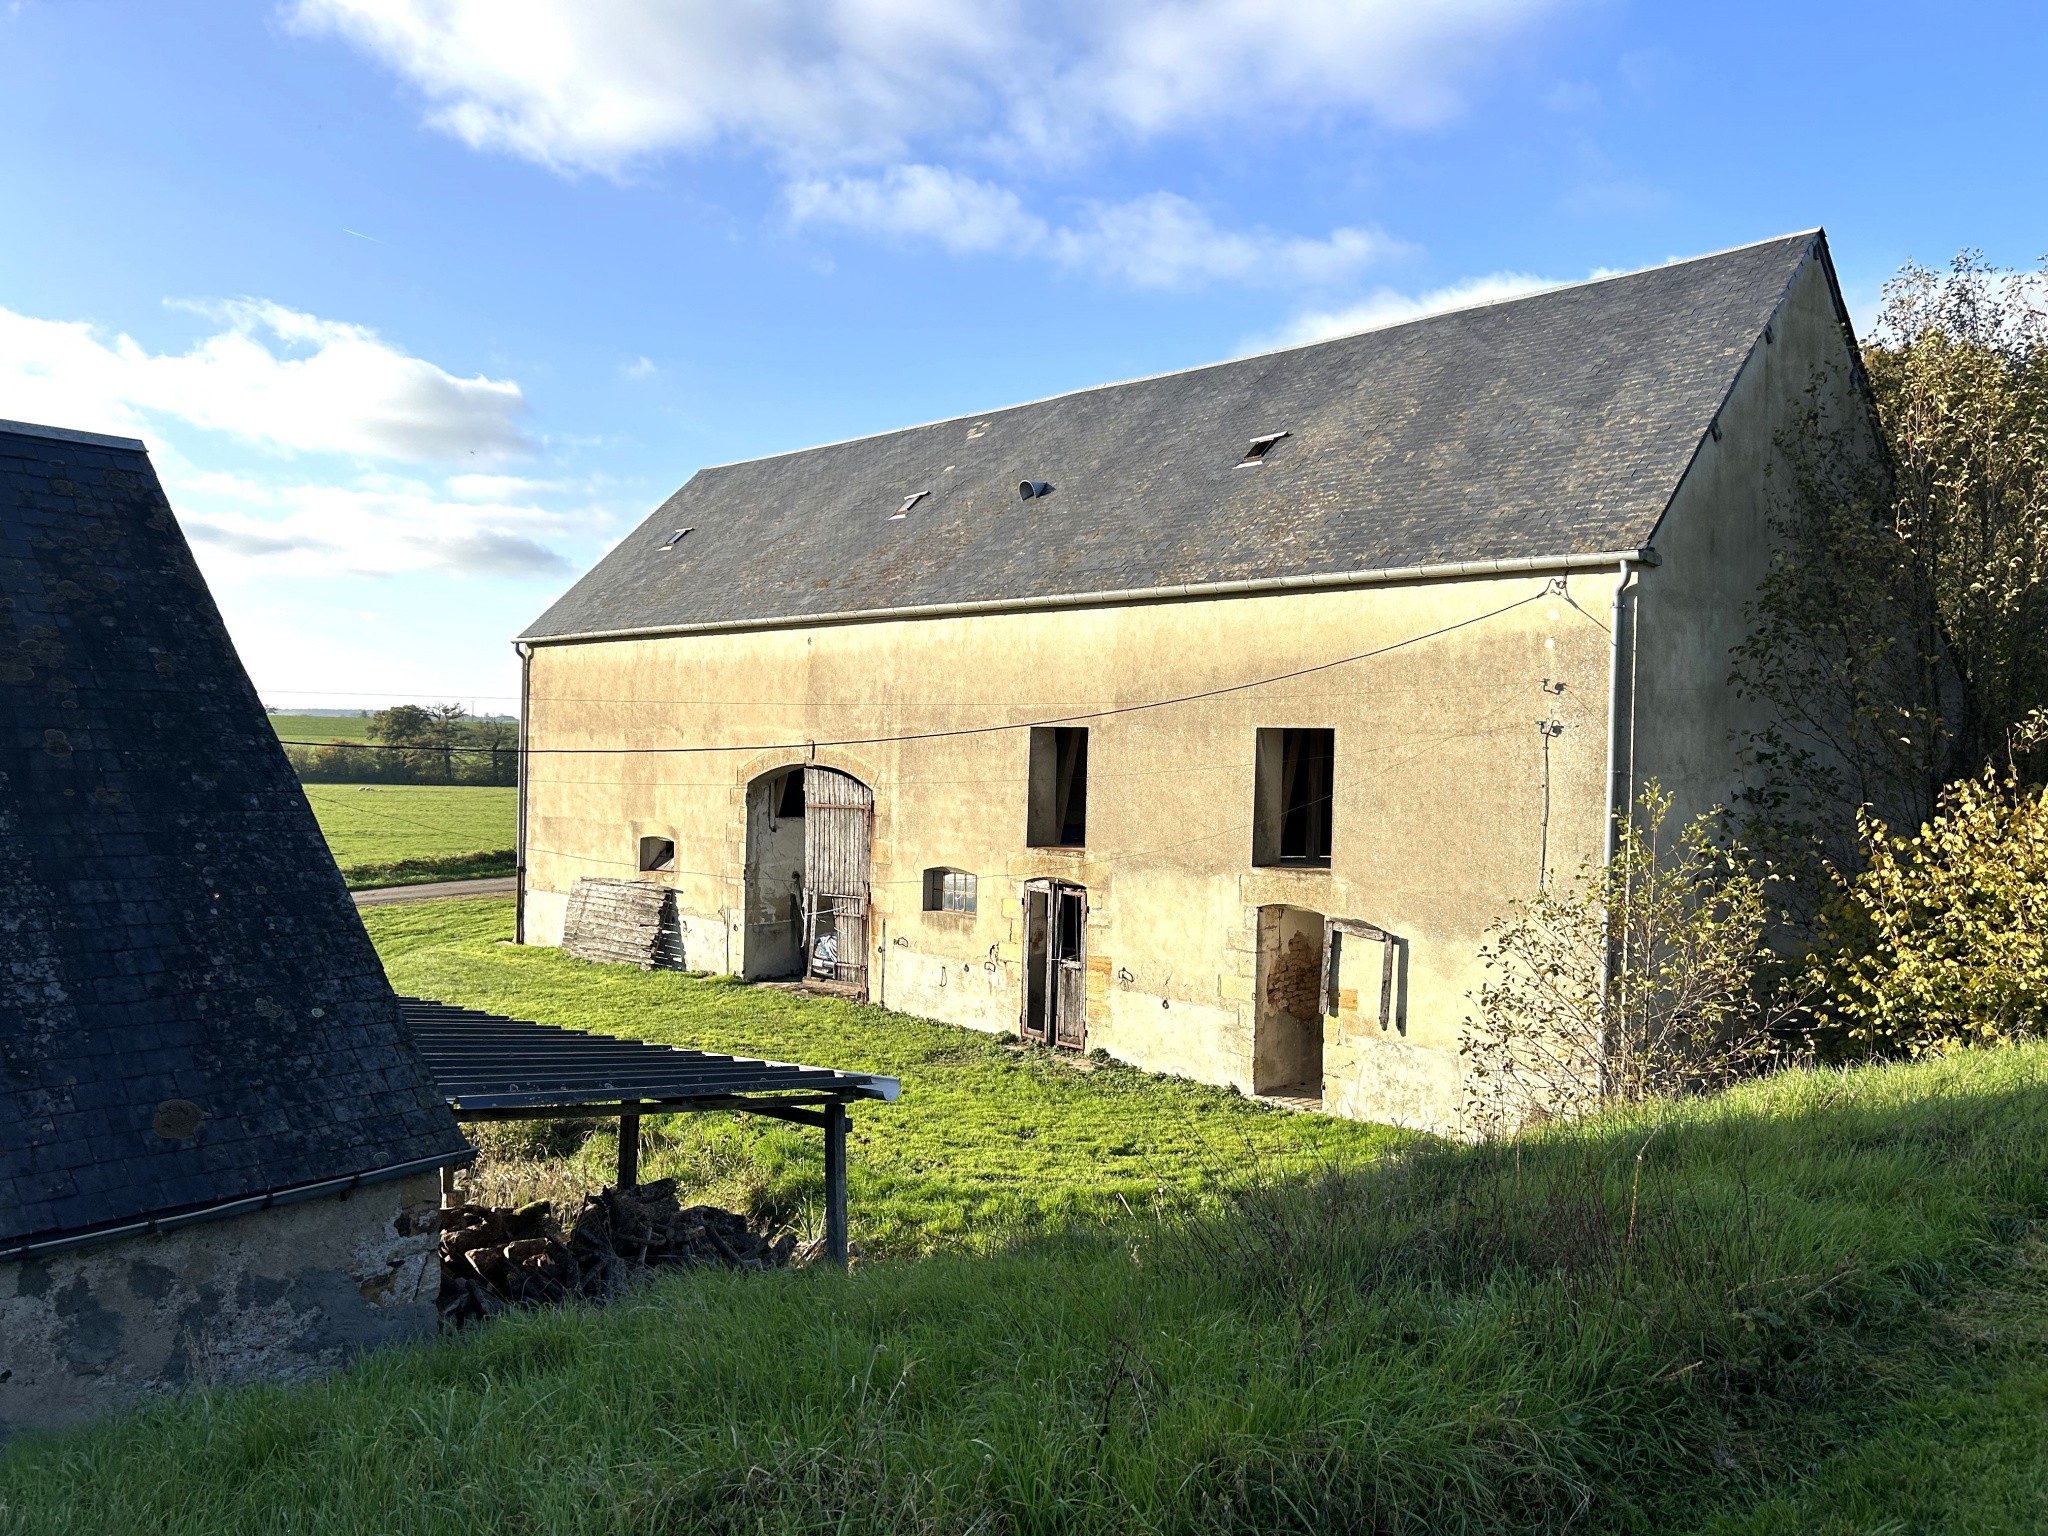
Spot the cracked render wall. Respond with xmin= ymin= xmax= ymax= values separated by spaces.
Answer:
xmin=0 ymin=1173 xmax=441 ymax=1439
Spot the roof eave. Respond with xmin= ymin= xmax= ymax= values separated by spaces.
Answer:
xmin=0 ymin=1147 xmax=475 ymax=1265
xmin=517 ymin=545 xmax=1662 ymax=647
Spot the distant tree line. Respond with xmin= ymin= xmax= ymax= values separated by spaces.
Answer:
xmin=285 ymin=704 xmax=518 ymax=786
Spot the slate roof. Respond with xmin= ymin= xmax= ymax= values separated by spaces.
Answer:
xmin=0 ymin=421 xmax=469 ymax=1252
xmin=526 ymin=231 xmax=1829 ymax=642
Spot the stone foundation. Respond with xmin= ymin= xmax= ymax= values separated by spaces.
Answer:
xmin=0 ymin=1173 xmax=443 ymax=1439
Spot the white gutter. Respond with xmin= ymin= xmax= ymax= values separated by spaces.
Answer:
xmin=0 ymin=1148 xmax=472 ymax=1264
xmin=521 ymin=547 xmax=1661 ymax=647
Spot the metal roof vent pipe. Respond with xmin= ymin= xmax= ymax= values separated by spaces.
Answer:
xmin=1019 ymin=480 xmax=1054 ymax=500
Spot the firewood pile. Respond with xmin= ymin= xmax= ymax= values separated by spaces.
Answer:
xmin=438 ymin=1178 xmax=800 ymax=1325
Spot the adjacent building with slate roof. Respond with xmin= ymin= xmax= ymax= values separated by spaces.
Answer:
xmin=515 ymin=231 xmax=1875 ymax=1132
xmin=0 ymin=420 xmax=471 ymax=1436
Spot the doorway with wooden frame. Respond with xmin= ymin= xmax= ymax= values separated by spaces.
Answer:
xmin=1020 ymin=878 xmax=1087 ymax=1050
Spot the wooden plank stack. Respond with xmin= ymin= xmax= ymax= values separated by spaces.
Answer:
xmin=561 ymin=876 xmax=687 ymax=970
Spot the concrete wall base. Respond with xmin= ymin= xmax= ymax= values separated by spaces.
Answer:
xmin=0 ymin=1172 xmax=443 ymax=1440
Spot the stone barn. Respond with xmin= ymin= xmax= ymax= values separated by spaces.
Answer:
xmin=0 ymin=420 xmax=472 ymax=1437
xmin=513 ymin=230 xmax=1874 ymax=1133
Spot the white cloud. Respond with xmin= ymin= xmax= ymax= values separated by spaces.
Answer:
xmin=1049 ymin=194 xmax=1399 ymax=290
xmin=0 ymin=295 xmax=594 ymax=580
xmin=1254 ymin=271 xmax=1568 ymax=349
xmin=289 ymin=0 xmax=1571 ymax=175
xmin=0 ymin=299 xmax=529 ymax=462
xmin=177 ymin=469 xmax=580 ymax=579
xmin=785 ymin=167 xmax=1399 ymax=290
xmin=786 ymin=165 xmax=1040 ymax=256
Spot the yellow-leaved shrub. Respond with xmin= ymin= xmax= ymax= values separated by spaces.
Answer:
xmin=1821 ymin=767 xmax=2048 ymax=1055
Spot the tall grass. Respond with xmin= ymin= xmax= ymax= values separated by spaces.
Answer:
xmin=5 ymin=1045 xmax=2044 ymax=1534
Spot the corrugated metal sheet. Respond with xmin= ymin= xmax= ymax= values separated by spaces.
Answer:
xmin=399 ymin=997 xmax=898 ymax=1112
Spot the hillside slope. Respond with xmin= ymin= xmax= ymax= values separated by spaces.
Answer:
xmin=2 ymin=900 xmax=2043 ymax=1533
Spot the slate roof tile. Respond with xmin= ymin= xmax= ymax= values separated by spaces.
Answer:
xmin=0 ymin=422 xmax=470 ymax=1249
xmin=526 ymin=233 xmax=1823 ymax=640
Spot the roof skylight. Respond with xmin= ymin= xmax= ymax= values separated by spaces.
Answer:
xmin=891 ymin=492 xmax=928 ymax=520
xmin=1239 ymin=432 xmax=1290 ymax=466
xmin=661 ymin=527 xmax=693 ymax=549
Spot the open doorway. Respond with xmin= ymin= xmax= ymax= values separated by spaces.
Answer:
xmin=742 ymin=768 xmax=806 ymax=979
xmin=1254 ymin=905 xmax=1326 ymax=1097
xmin=1021 ymin=879 xmax=1087 ymax=1050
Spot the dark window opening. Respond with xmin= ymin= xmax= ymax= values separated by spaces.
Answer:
xmin=638 ymin=835 xmax=676 ymax=872
xmin=1240 ymin=431 xmax=1289 ymax=465
xmin=923 ymin=867 xmax=977 ymax=913
xmin=1254 ymin=727 xmax=1334 ymax=867
xmin=661 ymin=527 xmax=692 ymax=548
xmin=775 ymin=770 xmax=805 ymax=818
xmin=1027 ymin=726 xmax=1089 ymax=847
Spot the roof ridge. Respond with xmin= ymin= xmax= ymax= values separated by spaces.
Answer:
xmin=686 ymin=230 xmax=1822 ymax=476
xmin=0 ymin=418 xmax=149 ymax=452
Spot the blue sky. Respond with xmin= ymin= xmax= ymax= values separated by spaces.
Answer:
xmin=2 ymin=1 xmax=2042 ymax=713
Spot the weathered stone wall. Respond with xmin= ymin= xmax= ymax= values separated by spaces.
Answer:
xmin=517 ymin=255 xmax=1859 ymax=1135
xmin=0 ymin=1173 xmax=441 ymax=1439
xmin=520 ymin=574 xmax=1617 ymax=1133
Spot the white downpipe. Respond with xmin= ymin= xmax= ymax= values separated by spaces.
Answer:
xmin=1595 ymin=555 xmax=1638 ymax=1094
xmin=514 ymin=641 xmax=532 ymax=946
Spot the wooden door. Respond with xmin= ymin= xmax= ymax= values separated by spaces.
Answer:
xmin=1021 ymin=879 xmax=1086 ymax=1050
xmin=802 ymin=767 xmax=873 ymax=997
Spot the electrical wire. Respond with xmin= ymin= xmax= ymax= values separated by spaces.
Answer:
xmin=281 ymin=587 xmax=1553 ymax=759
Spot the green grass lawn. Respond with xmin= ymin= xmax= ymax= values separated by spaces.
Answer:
xmin=299 ymin=786 xmax=515 ymax=888
xmin=4 ymin=899 xmax=2046 ymax=1533
xmin=373 ymin=898 xmax=1403 ymax=1251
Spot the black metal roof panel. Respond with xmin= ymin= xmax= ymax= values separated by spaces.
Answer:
xmin=400 ymin=999 xmax=900 ymax=1112
xmin=525 ymin=232 xmax=1824 ymax=641
xmin=0 ymin=422 xmax=469 ymax=1249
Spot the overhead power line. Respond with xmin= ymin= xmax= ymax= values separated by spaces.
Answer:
xmin=278 ymin=587 xmax=1554 ymax=759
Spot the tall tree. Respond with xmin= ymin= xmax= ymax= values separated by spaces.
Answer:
xmin=1734 ymin=253 xmax=2048 ymax=888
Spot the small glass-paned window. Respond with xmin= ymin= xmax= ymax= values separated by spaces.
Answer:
xmin=638 ymin=835 xmax=676 ymax=872
xmin=923 ymin=867 xmax=977 ymax=913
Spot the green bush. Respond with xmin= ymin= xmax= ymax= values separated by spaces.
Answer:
xmin=1814 ymin=761 xmax=2048 ymax=1056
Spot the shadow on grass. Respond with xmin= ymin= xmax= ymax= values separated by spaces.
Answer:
xmin=5 ymin=1046 xmax=2046 ymax=1535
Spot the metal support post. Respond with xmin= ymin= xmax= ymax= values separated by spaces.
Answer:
xmin=617 ymin=1102 xmax=641 ymax=1189
xmin=824 ymin=1101 xmax=849 ymax=1269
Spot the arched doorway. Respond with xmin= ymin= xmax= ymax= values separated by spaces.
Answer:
xmin=742 ymin=764 xmax=874 ymax=997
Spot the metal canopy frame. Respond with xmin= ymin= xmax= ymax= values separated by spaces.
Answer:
xmin=399 ymin=997 xmax=898 ymax=1267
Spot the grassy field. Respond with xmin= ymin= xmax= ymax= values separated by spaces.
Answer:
xmin=3 ymin=899 xmax=2045 ymax=1533
xmin=299 ymin=785 xmax=515 ymax=888
xmin=268 ymin=712 xmax=376 ymax=743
